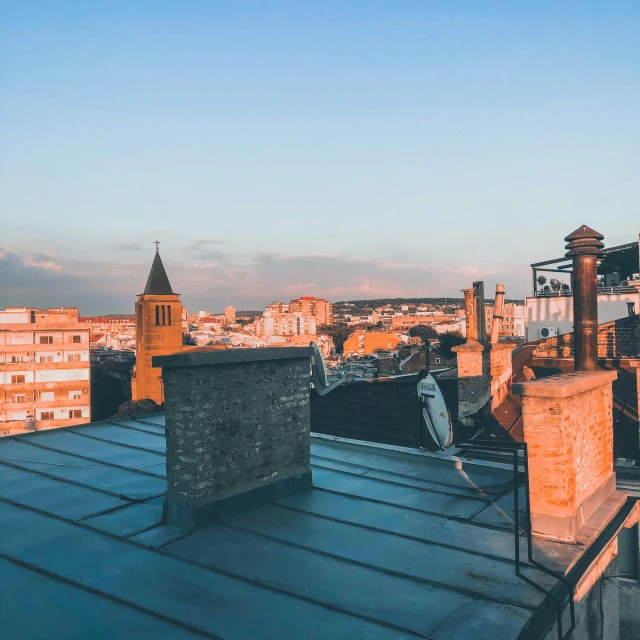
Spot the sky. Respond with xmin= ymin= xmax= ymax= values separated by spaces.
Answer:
xmin=1 ymin=1 xmax=638 ymax=314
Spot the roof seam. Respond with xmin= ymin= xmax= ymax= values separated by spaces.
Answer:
xmin=13 ymin=436 xmax=166 ymax=479
xmin=217 ymin=517 xmax=537 ymax=612
xmin=0 ymin=550 xmax=221 ymax=639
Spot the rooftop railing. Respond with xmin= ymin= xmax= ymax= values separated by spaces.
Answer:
xmin=533 ymin=285 xmax=638 ymax=298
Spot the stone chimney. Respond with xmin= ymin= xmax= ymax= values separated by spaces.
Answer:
xmin=153 ymin=347 xmax=313 ymax=529
xmin=453 ymin=282 xmax=514 ymax=423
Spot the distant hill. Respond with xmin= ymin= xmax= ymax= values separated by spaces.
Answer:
xmin=334 ymin=297 xmax=524 ymax=314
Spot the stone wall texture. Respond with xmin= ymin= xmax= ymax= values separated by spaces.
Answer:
xmin=163 ymin=357 xmax=311 ymax=507
xmin=535 ymin=315 xmax=639 ymax=359
xmin=515 ymin=370 xmax=616 ymax=540
xmin=453 ymin=342 xmax=513 ymax=420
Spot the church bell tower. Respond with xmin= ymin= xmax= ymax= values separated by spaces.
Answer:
xmin=131 ymin=244 xmax=183 ymax=404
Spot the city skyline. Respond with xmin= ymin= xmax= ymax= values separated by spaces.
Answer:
xmin=2 ymin=2 xmax=639 ymax=313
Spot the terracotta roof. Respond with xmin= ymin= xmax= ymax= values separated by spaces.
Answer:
xmin=143 ymin=251 xmax=174 ymax=295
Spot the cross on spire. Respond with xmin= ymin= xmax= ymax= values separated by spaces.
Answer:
xmin=154 ymin=239 xmax=161 ymax=251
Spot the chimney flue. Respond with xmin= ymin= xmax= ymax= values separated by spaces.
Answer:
xmin=462 ymin=288 xmax=476 ymax=342
xmin=490 ymin=284 xmax=505 ymax=344
xmin=565 ymin=225 xmax=604 ymax=371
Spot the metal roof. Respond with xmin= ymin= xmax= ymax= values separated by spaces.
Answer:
xmin=0 ymin=414 xmax=580 ymax=639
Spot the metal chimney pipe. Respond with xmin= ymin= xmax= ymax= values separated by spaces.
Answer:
xmin=564 ymin=225 xmax=604 ymax=371
xmin=490 ymin=284 xmax=505 ymax=344
xmin=462 ymin=288 xmax=477 ymax=342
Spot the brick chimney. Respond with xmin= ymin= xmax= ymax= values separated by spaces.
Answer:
xmin=514 ymin=226 xmax=617 ymax=542
xmin=514 ymin=370 xmax=617 ymax=541
xmin=153 ymin=347 xmax=313 ymax=529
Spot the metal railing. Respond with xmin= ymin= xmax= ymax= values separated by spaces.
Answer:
xmin=457 ymin=440 xmax=575 ymax=640
xmin=534 ymin=285 xmax=638 ymax=298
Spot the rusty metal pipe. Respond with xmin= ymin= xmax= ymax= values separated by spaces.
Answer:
xmin=490 ymin=284 xmax=505 ymax=344
xmin=565 ymin=226 xmax=604 ymax=371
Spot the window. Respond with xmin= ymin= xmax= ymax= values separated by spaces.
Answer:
xmin=162 ymin=305 xmax=166 ymax=326
xmin=69 ymin=409 xmax=82 ymax=419
xmin=435 ymin=358 xmax=441 ymax=365
xmin=168 ymin=305 xmax=171 ymax=326
xmin=67 ymin=354 xmax=81 ymax=362
xmin=11 ymin=394 xmax=26 ymax=403
xmin=40 ymin=411 xmax=53 ymax=420
xmin=71 ymin=335 xmax=81 ymax=344
xmin=39 ymin=355 xmax=54 ymax=363
xmin=10 ymin=375 xmax=25 ymax=384
xmin=69 ymin=391 xmax=82 ymax=400
xmin=39 ymin=335 xmax=54 ymax=344
xmin=11 ymin=355 xmax=26 ymax=363
xmin=156 ymin=305 xmax=160 ymax=325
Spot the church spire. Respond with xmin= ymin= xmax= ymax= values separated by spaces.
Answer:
xmin=143 ymin=244 xmax=174 ymax=295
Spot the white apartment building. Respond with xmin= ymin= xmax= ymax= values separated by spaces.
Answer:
xmin=254 ymin=311 xmax=317 ymax=337
xmin=0 ymin=307 xmax=91 ymax=436
xmin=224 ymin=306 xmax=236 ymax=325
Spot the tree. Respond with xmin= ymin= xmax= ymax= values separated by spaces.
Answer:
xmin=317 ymin=323 xmax=352 ymax=354
xmin=409 ymin=324 xmax=438 ymax=344
xmin=536 ymin=275 xmax=547 ymax=288
xmin=438 ymin=331 xmax=465 ymax=359
xmin=182 ymin=332 xmax=197 ymax=346
xmin=116 ymin=398 xmax=162 ymax=418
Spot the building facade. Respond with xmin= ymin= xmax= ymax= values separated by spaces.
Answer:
xmin=224 ymin=306 xmax=236 ymax=325
xmin=254 ymin=311 xmax=317 ymax=337
xmin=289 ymin=296 xmax=334 ymax=325
xmin=0 ymin=307 xmax=90 ymax=436
xmin=485 ymin=303 xmax=525 ymax=338
xmin=342 ymin=331 xmax=405 ymax=356
xmin=131 ymin=250 xmax=183 ymax=405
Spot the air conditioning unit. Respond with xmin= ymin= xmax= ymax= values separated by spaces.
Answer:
xmin=540 ymin=327 xmax=558 ymax=339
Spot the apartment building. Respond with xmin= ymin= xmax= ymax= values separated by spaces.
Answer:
xmin=342 ymin=331 xmax=405 ymax=356
xmin=224 ymin=305 xmax=236 ymax=325
xmin=289 ymin=296 xmax=334 ymax=325
xmin=254 ymin=311 xmax=317 ymax=337
xmin=485 ymin=303 xmax=525 ymax=338
xmin=0 ymin=307 xmax=91 ymax=436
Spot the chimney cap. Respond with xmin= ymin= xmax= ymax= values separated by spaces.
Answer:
xmin=564 ymin=225 xmax=605 ymax=257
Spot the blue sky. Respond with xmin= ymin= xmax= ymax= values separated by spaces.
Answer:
xmin=1 ymin=1 xmax=638 ymax=313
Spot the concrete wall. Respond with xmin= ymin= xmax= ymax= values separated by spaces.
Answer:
xmin=526 ymin=292 xmax=639 ymax=342
xmin=157 ymin=348 xmax=313 ymax=527
xmin=541 ymin=560 xmax=621 ymax=640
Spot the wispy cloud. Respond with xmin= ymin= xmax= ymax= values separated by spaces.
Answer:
xmin=184 ymin=239 xmax=230 ymax=251
xmin=22 ymin=254 xmax=63 ymax=272
xmin=113 ymin=242 xmax=146 ymax=252
xmin=0 ymin=244 xmax=528 ymax=314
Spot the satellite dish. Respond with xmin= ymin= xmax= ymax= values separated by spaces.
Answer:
xmin=417 ymin=373 xmax=453 ymax=450
xmin=311 ymin=342 xmax=346 ymax=396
